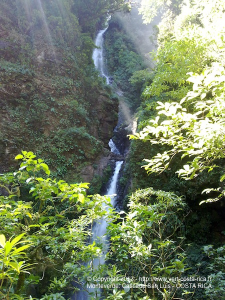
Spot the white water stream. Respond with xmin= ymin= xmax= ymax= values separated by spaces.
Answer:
xmin=73 ymin=27 xmax=123 ymax=300
xmin=92 ymin=27 xmax=110 ymax=84
xmin=92 ymin=160 xmax=123 ymax=267
xmin=89 ymin=27 xmax=123 ymax=297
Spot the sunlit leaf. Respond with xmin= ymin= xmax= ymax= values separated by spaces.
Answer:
xmin=0 ymin=234 xmax=6 ymax=248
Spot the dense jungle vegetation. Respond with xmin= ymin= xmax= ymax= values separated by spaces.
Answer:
xmin=0 ymin=0 xmax=126 ymax=182
xmin=0 ymin=0 xmax=225 ymax=299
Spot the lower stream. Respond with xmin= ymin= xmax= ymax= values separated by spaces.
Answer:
xmin=72 ymin=141 xmax=123 ymax=300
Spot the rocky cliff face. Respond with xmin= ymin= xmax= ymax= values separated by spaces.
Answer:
xmin=0 ymin=0 xmax=118 ymax=183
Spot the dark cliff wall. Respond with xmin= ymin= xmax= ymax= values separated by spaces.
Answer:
xmin=0 ymin=0 xmax=118 ymax=182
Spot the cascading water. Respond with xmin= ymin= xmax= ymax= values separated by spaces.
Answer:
xmin=92 ymin=160 xmax=123 ymax=266
xmin=73 ymin=27 xmax=123 ymax=300
xmin=89 ymin=158 xmax=123 ymax=298
xmin=88 ymin=26 xmax=123 ymax=297
xmin=92 ymin=27 xmax=110 ymax=84
xmin=108 ymin=138 xmax=120 ymax=155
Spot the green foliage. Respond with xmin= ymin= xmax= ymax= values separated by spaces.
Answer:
xmin=139 ymin=0 xmax=167 ymax=24
xmin=139 ymin=0 xmax=182 ymax=24
xmin=104 ymin=17 xmax=146 ymax=109
xmin=0 ymin=233 xmax=32 ymax=290
xmin=40 ymin=294 xmax=66 ymax=300
xmin=129 ymin=69 xmax=154 ymax=93
xmin=0 ymin=152 xmax=112 ymax=299
xmin=203 ymin=245 xmax=225 ymax=299
xmin=124 ymin=3 xmax=225 ymax=299
xmin=71 ymin=0 xmax=126 ymax=34
xmin=132 ymin=63 xmax=225 ymax=203
xmin=0 ymin=0 xmax=117 ymax=182
xmin=107 ymin=188 xmax=188 ymax=299
xmin=143 ymin=38 xmax=208 ymax=101
xmin=128 ymin=0 xmax=225 ymax=204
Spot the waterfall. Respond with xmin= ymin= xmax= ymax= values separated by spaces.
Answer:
xmin=92 ymin=28 xmax=110 ymax=84
xmin=108 ymin=138 xmax=120 ymax=155
xmin=92 ymin=159 xmax=123 ymax=265
xmin=72 ymin=27 xmax=123 ymax=300
xmin=89 ymin=26 xmax=124 ymax=296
